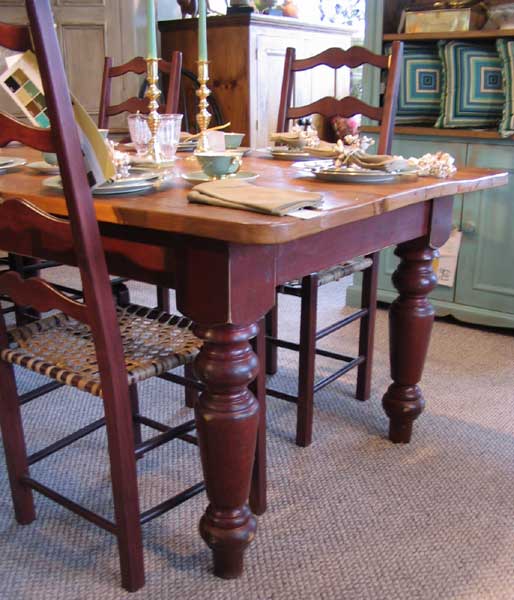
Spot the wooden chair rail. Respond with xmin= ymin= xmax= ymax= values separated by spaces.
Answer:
xmin=0 ymin=114 xmax=53 ymax=151
xmin=108 ymin=56 xmax=174 ymax=77
xmin=292 ymin=45 xmax=390 ymax=72
xmin=0 ymin=271 xmax=88 ymax=323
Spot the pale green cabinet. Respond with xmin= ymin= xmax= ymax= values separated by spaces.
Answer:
xmin=347 ymin=134 xmax=514 ymax=328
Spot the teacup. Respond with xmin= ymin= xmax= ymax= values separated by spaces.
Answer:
xmin=224 ymin=132 xmax=244 ymax=149
xmin=196 ymin=151 xmax=242 ymax=179
xmin=42 ymin=152 xmax=58 ymax=165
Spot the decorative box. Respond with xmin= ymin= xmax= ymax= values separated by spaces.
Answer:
xmin=404 ymin=7 xmax=486 ymax=33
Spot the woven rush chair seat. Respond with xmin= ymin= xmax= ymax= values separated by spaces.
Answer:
xmin=278 ymin=257 xmax=373 ymax=292
xmin=2 ymin=304 xmax=202 ymax=397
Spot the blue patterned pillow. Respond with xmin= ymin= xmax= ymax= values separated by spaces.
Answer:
xmin=436 ymin=41 xmax=505 ymax=128
xmin=389 ymin=43 xmax=443 ymax=124
xmin=497 ymin=39 xmax=514 ymax=138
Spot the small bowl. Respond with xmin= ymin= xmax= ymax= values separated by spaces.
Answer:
xmin=224 ymin=132 xmax=245 ymax=149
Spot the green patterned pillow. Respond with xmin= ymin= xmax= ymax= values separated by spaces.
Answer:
xmin=386 ymin=43 xmax=443 ymax=124
xmin=436 ymin=41 xmax=505 ymax=129
xmin=497 ymin=39 xmax=514 ymax=138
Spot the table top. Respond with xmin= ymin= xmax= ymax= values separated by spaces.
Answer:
xmin=0 ymin=147 xmax=507 ymax=245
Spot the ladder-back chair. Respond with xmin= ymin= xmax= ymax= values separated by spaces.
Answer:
xmin=267 ymin=42 xmax=403 ymax=447
xmin=98 ymin=52 xmax=182 ymax=314
xmin=98 ymin=52 xmax=182 ymax=129
xmin=0 ymin=3 xmax=204 ymax=591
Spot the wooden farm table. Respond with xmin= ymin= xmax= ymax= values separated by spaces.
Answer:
xmin=0 ymin=147 xmax=508 ymax=578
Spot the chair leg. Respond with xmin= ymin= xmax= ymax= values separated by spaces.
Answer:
xmin=113 ymin=282 xmax=130 ymax=307
xmin=129 ymin=384 xmax=142 ymax=446
xmin=356 ymin=252 xmax=379 ymax=401
xmin=184 ymin=362 xmax=198 ymax=408
xmin=296 ymin=274 xmax=319 ymax=447
xmin=156 ymin=286 xmax=171 ymax=313
xmin=0 ymin=359 xmax=35 ymax=524
xmin=250 ymin=319 xmax=266 ymax=515
xmin=102 ymin=386 xmax=145 ymax=592
xmin=265 ymin=299 xmax=278 ymax=375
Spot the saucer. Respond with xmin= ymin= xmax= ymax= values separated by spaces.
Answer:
xmin=182 ymin=171 xmax=259 ymax=184
xmin=0 ymin=157 xmax=27 ymax=173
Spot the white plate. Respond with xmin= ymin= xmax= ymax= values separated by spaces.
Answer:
xmin=182 ymin=171 xmax=259 ymax=184
xmin=129 ymin=155 xmax=177 ymax=168
xmin=26 ymin=161 xmax=60 ymax=175
xmin=43 ymin=175 xmax=158 ymax=196
xmin=0 ymin=157 xmax=27 ymax=172
xmin=313 ymin=168 xmax=396 ymax=184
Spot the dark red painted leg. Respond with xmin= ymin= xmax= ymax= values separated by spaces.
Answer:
xmin=193 ymin=323 xmax=259 ymax=579
xmin=296 ymin=274 xmax=318 ymax=447
xmin=382 ymin=238 xmax=438 ymax=443
xmin=356 ymin=252 xmax=379 ymax=401
xmin=265 ymin=298 xmax=278 ymax=375
xmin=250 ymin=320 xmax=266 ymax=515
xmin=184 ymin=363 xmax=198 ymax=409
xmin=156 ymin=285 xmax=171 ymax=313
xmin=0 ymin=358 xmax=35 ymax=524
xmin=129 ymin=384 xmax=142 ymax=446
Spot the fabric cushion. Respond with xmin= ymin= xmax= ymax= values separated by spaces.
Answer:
xmin=436 ymin=41 xmax=505 ymax=128
xmin=388 ymin=43 xmax=443 ymax=124
xmin=496 ymin=39 xmax=514 ymax=138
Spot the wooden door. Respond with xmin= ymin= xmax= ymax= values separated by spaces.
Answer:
xmin=0 ymin=0 xmax=126 ymax=123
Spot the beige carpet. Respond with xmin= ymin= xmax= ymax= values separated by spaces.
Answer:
xmin=1 ymin=272 xmax=514 ymax=600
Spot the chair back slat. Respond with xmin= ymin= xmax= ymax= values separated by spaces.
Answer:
xmin=291 ymin=46 xmax=390 ymax=72
xmin=98 ymin=52 xmax=182 ymax=128
xmin=0 ymin=197 xmax=74 ymax=263
xmin=0 ymin=21 xmax=31 ymax=51
xmin=276 ymin=41 xmax=403 ymax=154
xmin=0 ymin=113 xmax=54 ymax=150
xmin=0 ymin=271 xmax=88 ymax=323
xmin=287 ymin=96 xmax=383 ymax=124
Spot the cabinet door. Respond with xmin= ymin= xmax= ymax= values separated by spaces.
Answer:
xmin=0 ymin=0 xmax=125 ymax=124
xmin=377 ymin=137 xmax=467 ymax=302
xmin=454 ymin=144 xmax=514 ymax=314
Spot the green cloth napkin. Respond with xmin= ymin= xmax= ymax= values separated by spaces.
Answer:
xmin=188 ymin=179 xmax=323 ymax=216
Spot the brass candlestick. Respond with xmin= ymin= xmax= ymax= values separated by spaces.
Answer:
xmin=145 ymin=57 xmax=164 ymax=163
xmin=195 ymin=60 xmax=212 ymax=153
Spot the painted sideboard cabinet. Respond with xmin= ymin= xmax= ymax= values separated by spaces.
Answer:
xmin=347 ymin=1 xmax=514 ymax=328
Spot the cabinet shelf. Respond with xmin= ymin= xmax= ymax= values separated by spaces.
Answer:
xmin=383 ymin=29 xmax=514 ymax=42
xmin=361 ymin=125 xmax=513 ymax=141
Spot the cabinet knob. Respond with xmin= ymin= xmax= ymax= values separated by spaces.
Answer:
xmin=462 ymin=221 xmax=476 ymax=234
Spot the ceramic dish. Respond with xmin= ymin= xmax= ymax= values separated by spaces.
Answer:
xmin=26 ymin=161 xmax=60 ymax=175
xmin=177 ymin=142 xmax=197 ymax=153
xmin=227 ymin=146 xmax=251 ymax=156
xmin=182 ymin=171 xmax=259 ymax=184
xmin=0 ymin=157 xmax=27 ymax=172
xmin=43 ymin=175 xmax=158 ymax=196
xmin=312 ymin=168 xmax=396 ymax=184
xmin=256 ymin=147 xmax=311 ymax=161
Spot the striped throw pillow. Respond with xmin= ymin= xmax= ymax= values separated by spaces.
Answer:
xmin=389 ymin=43 xmax=443 ymax=124
xmin=436 ymin=41 xmax=505 ymax=129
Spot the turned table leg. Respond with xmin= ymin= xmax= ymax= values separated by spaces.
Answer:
xmin=382 ymin=237 xmax=438 ymax=444
xmin=193 ymin=322 xmax=259 ymax=578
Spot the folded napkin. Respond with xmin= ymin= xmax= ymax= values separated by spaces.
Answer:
xmin=341 ymin=151 xmax=410 ymax=173
xmin=188 ymin=179 xmax=323 ymax=216
xmin=306 ymin=141 xmax=339 ymax=158
xmin=269 ymin=131 xmax=306 ymax=149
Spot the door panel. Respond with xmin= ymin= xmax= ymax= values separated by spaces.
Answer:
xmin=455 ymin=144 xmax=514 ymax=313
xmin=0 ymin=0 xmax=125 ymax=123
